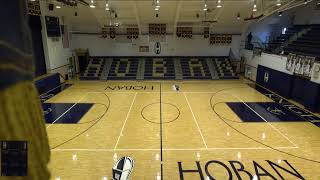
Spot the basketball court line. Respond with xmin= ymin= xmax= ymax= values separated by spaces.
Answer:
xmin=311 ymin=120 xmax=320 ymax=122
xmin=51 ymin=146 xmax=299 ymax=152
xmin=47 ymin=89 xmax=298 ymax=152
xmin=39 ymin=83 xmax=66 ymax=96
xmin=102 ymin=81 xmax=243 ymax=85
xmin=251 ymin=82 xmax=320 ymax=119
xmin=46 ymin=91 xmax=108 ymax=129
xmin=113 ymin=92 xmax=138 ymax=150
xmin=46 ymin=92 xmax=89 ymax=129
xmin=159 ymin=83 xmax=164 ymax=180
xmin=183 ymin=92 xmax=208 ymax=149
xmin=228 ymin=92 xmax=299 ymax=148
xmin=103 ymin=91 xmax=219 ymax=94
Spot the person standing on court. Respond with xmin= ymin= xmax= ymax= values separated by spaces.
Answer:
xmin=247 ymin=32 xmax=253 ymax=50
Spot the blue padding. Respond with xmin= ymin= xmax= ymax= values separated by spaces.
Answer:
xmin=291 ymin=76 xmax=307 ymax=104
xmin=304 ymin=81 xmax=320 ymax=112
xmin=35 ymin=73 xmax=60 ymax=94
xmin=291 ymin=76 xmax=320 ymax=112
xmin=40 ymin=84 xmax=72 ymax=100
xmin=256 ymin=65 xmax=293 ymax=98
xmin=249 ymin=84 xmax=320 ymax=121
xmin=256 ymin=65 xmax=320 ymax=113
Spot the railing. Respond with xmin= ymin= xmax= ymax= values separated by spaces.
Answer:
xmin=243 ymin=41 xmax=269 ymax=51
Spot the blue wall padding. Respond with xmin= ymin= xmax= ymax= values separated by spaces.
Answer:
xmin=256 ymin=65 xmax=293 ymax=98
xmin=257 ymin=65 xmax=320 ymax=112
xmin=35 ymin=73 xmax=60 ymax=94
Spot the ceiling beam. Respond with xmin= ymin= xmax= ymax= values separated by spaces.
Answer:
xmin=214 ymin=0 xmax=227 ymax=25
xmin=132 ymin=1 xmax=142 ymax=35
xmin=173 ymin=0 xmax=183 ymax=39
xmin=259 ymin=0 xmax=309 ymax=22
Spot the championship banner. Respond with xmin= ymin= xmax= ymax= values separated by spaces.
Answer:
xmin=312 ymin=63 xmax=320 ymax=80
xmin=289 ymin=54 xmax=316 ymax=78
xmin=294 ymin=55 xmax=305 ymax=75
xmin=286 ymin=53 xmax=296 ymax=72
xmin=303 ymin=56 xmax=315 ymax=77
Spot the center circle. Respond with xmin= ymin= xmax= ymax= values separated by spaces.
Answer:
xmin=141 ymin=102 xmax=180 ymax=124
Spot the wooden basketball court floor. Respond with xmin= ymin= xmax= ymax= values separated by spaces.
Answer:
xmin=45 ymin=79 xmax=320 ymax=180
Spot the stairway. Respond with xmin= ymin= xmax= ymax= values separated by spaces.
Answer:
xmin=136 ymin=58 xmax=145 ymax=80
xmin=174 ymin=58 xmax=183 ymax=80
xmin=206 ymin=58 xmax=219 ymax=80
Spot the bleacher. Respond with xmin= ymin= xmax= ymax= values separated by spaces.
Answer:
xmin=284 ymin=25 xmax=320 ymax=59
xmin=180 ymin=58 xmax=212 ymax=79
xmin=80 ymin=56 xmax=239 ymax=80
xmin=144 ymin=58 xmax=176 ymax=79
xmin=80 ymin=58 xmax=106 ymax=80
xmin=212 ymin=57 xmax=238 ymax=79
xmin=265 ymin=25 xmax=309 ymax=53
xmin=107 ymin=58 xmax=139 ymax=80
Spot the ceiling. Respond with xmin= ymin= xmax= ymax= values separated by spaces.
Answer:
xmin=40 ymin=0 xmax=311 ymax=33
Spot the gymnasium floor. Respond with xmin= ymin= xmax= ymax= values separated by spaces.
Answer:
xmin=45 ymin=79 xmax=320 ymax=180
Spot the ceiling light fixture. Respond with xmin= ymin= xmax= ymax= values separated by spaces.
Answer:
xmin=252 ymin=0 xmax=257 ymax=12
xmin=155 ymin=0 xmax=160 ymax=11
xmin=90 ymin=0 xmax=95 ymax=8
xmin=217 ymin=0 xmax=222 ymax=8
xmin=56 ymin=5 xmax=61 ymax=9
xmin=276 ymin=0 xmax=281 ymax=6
xmin=203 ymin=3 xmax=208 ymax=11
xmin=253 ymin=4 xmax=257 ymax=12
xmin=203 ymin=0 xmax=208 ymax=11
xmin=237 ymin=12 xmax=240 ymax=20
xmin=105 ymin=1 xmax=110 ymax=10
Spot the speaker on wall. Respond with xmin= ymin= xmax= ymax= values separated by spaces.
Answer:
xmin=49 ymin=4 xmax=54 ymax=11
